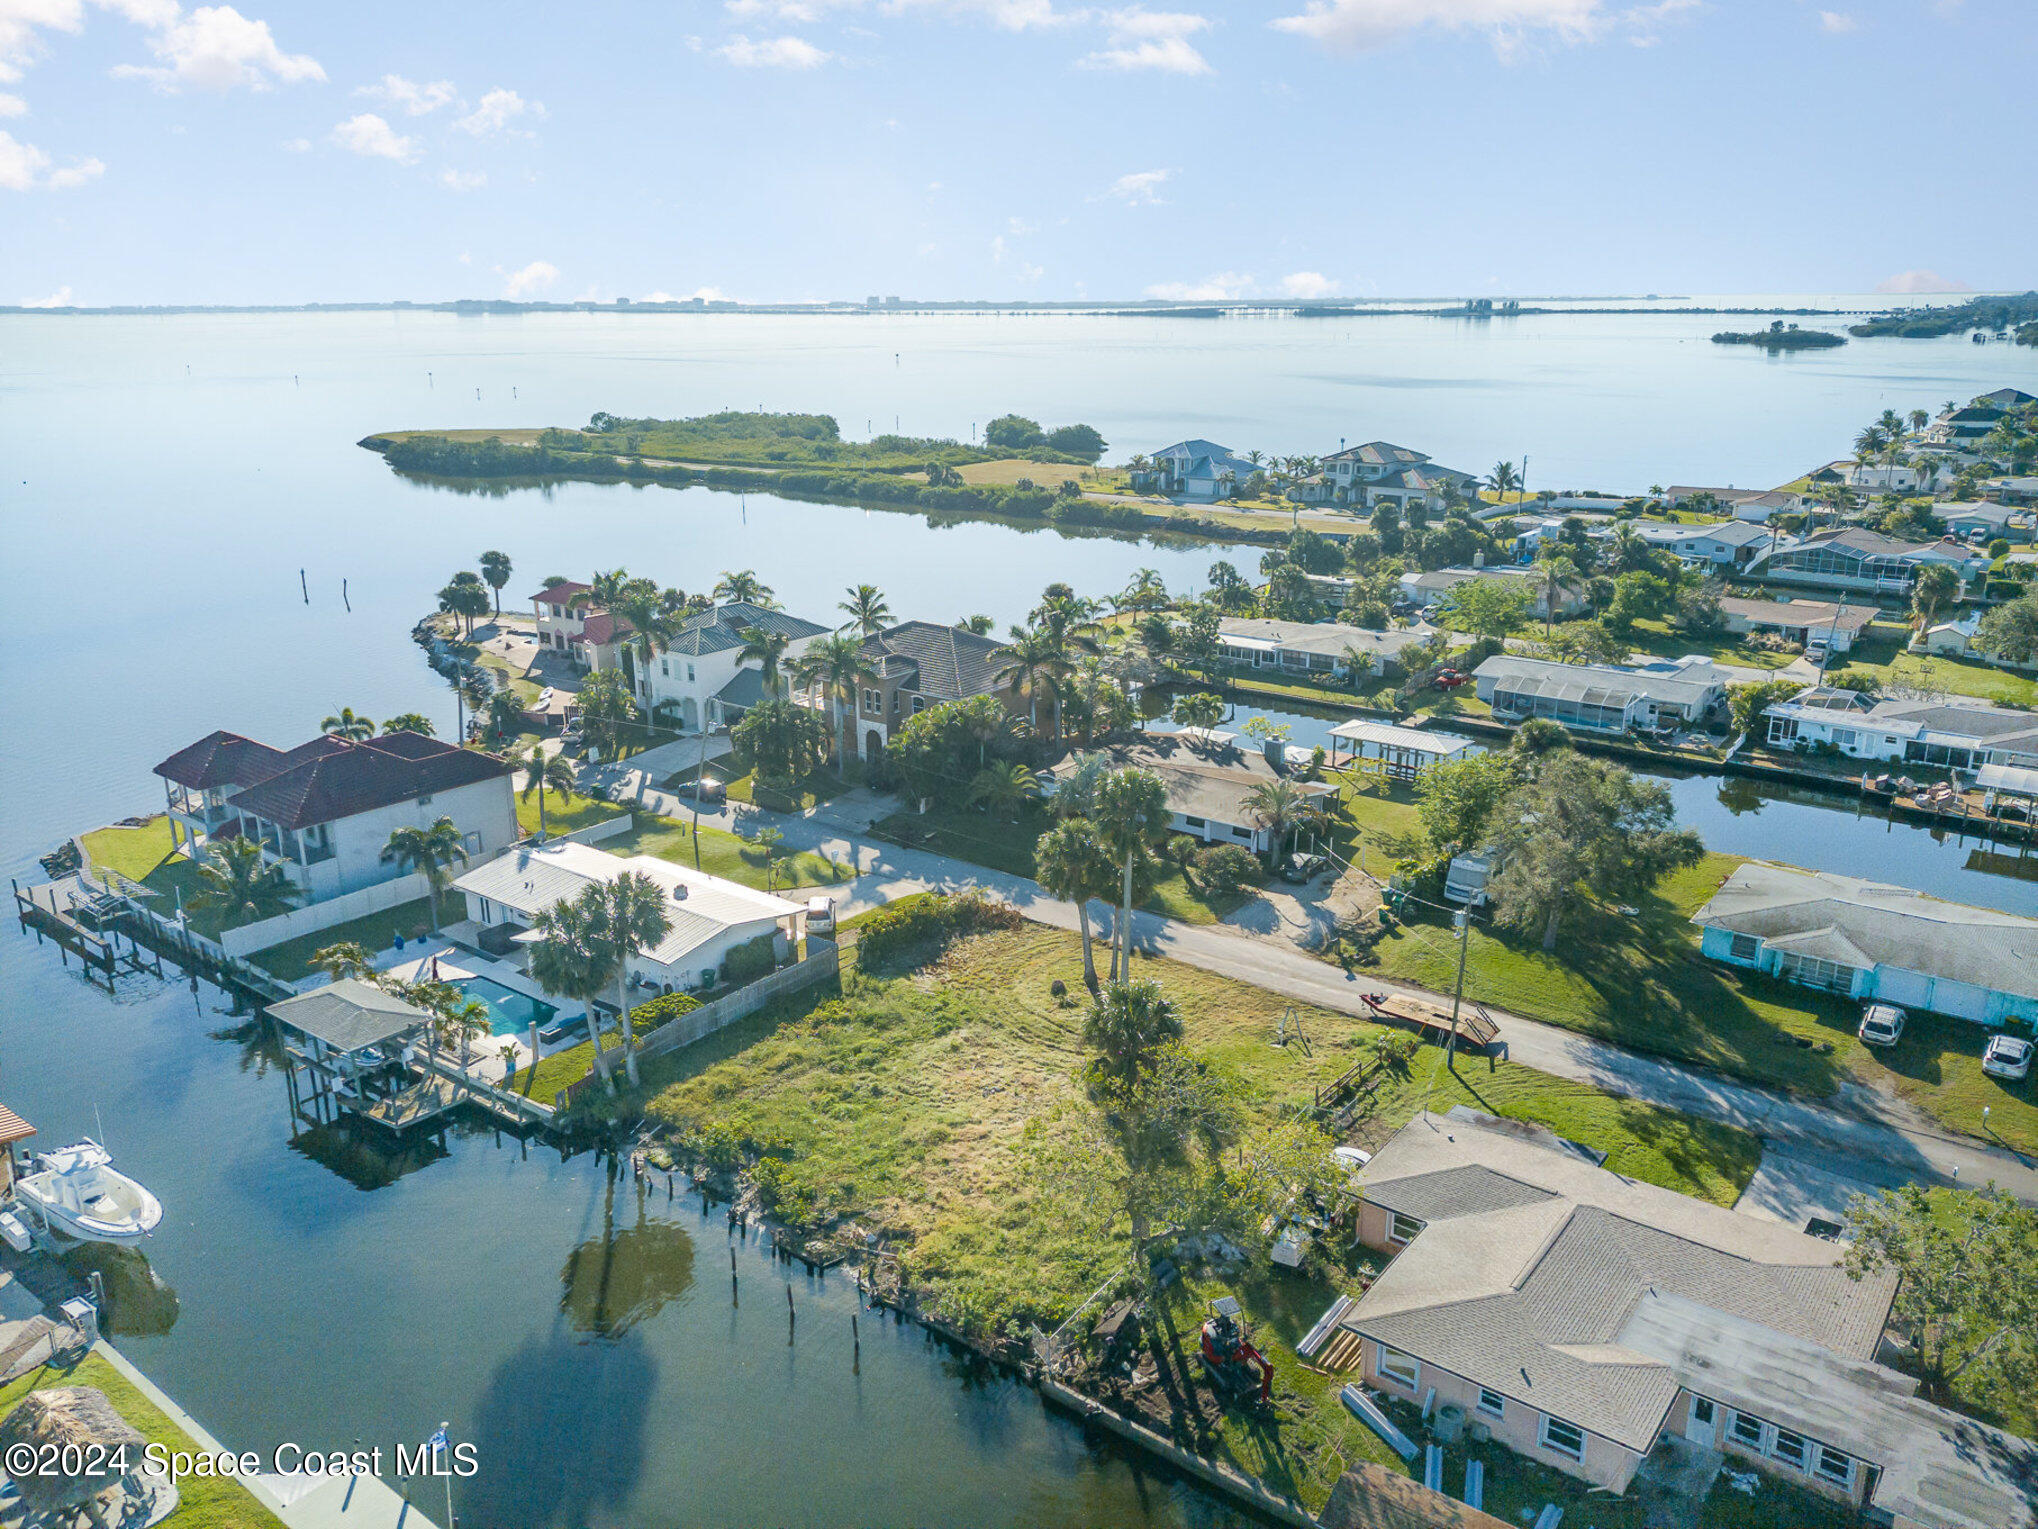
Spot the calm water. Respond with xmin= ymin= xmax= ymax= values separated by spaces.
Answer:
xmin=2 ymin=309 xmax=2034 ymax=1526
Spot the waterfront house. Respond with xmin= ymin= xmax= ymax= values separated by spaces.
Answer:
xmin=1744 ymin=528 xmax=1988 ymax=598
xmin=1471 ymin=654 xmax=1729 ymax=734
xmin=1041 ymin=732 xmax=1335 ymax=856
xmin=1984 ymin=475 xmax=2038 ymax=507
xmin=1400 ymin=564 xmax=1585 ymax=620
xmin=1129 ymin=441 xmax=1262 ymax=500
xmin=1627 ymin=519 xmax=1774 ymax=570
xmin=530 ymin=580 xmax=594 ymax=651
xmin=1336 ymin=1111 xmax=2036 ymax=1528
xmin=1715 ymin=595 xmax=1872 ymax=653
xmin=1216 ymin=617 xmax=1424 ymax=679
xmin=1934 ymin=400 xmax=2009 ymax=448
xmin=1289 ymin=441 xmax=1480 ymax=516
xmin=1935 ymin=500 xmax=2030 ymax=540
xmin=842 ymin=620 xmax=1019 ymax=760
xmin=1762 ymin=688 xmax=2038 ymax=769
xmin=153 ymin=730 xmax=518 ymax=901
xmin=1692 ymin=861 xmax=2038 ymax=1025
xmin=639 ymin=602 xmax=831 ymax=732
xmin=454 ymin=839 xmax=806 ymax=994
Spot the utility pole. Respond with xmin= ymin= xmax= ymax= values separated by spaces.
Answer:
xmin=1445 ymin=908 xmax=1470 ymax=1072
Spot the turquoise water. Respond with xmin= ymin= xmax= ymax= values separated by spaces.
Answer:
xmin=454 ymin=974 xmax=559 ymax=1037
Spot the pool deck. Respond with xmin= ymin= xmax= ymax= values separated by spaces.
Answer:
xmin=378 ymin=938 xmax=588 ymax=1082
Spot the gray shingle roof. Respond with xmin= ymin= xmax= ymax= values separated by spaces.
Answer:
xmin=664 ymin=601 xmax=828 ymax=657
xmin=1218 ymin=617 xmax=1425 ymax=660
xmin=268 ymin=979 xmax=430 ymax=1052
xmin=857 ymin=621 xmax=1012 ymax=701
xmin=1364 ymin=1164 xmax=1559 ymax=1222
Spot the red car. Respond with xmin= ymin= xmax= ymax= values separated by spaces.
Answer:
xmin=1432 ymin=668 xmax=1468 ymax=690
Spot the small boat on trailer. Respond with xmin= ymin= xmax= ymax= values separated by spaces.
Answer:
xmin=15 ymin=1141 xmax=162 ymax=1245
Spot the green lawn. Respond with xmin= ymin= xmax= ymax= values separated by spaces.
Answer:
xmin=870 ymin=801 xmax=1250 ymax=924
xmin=1813 ymin=626 xmax=2038 ymax=707
xmin=630 ymin=921 xmax=1758 ymax=1512
xmin=250 ymin=892 xmax=462 ymax=981
xmin=80 ymin=816 xmax=221 ymax=935
xmin=509 ymin=1006 xmax=669 ymax=1105
xmin=0 ymin=1352 xmax=286 ymax=1528
xmin=1623 ymin=615 xmax=1799 ymax=670
xmin=665 ymin=747 xmax=854 ymax=813
xmin=607 ymin=812 xmax=852 ymax=893
xmin=513 ymin=789 xmax=629 ymax=838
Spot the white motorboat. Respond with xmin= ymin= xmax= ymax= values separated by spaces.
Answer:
xmin=14 ymin=1140 xmax=162 ymax=1245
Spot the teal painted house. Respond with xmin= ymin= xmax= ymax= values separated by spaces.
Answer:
xmin=1691 ymin=862 xmax=2038 ymax=1028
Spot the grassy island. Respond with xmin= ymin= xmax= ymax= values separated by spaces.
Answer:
xmin=1848 ymin=290 xmax=2038 ymax=338
xmin=1711 ymin=323 xmax=1845 ymax=350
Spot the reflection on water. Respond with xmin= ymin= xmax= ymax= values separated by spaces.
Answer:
xmin=61 ymin=1244 xmax=179 ymax=1337
xmin=560 ymin=1172 xmax=696 ymax=1339
xmin=289 ymin=1119 xmax=451 ymax=1192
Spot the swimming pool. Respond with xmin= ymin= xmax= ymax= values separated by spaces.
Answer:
xmin=453 ymin=974 xmax=559 ymax=1037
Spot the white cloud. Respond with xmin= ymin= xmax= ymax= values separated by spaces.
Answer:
xmin=499 ymin=259 xmax=559 ymax=298
xmin=716 ymin=33 xmax=831 ymax=66
xmin=328 ymin=112 xmax=420 ymax=164
xmin=280 ymin=134 xmax=308 ymax=151
xmin=111 ymin=4 xmax=325 ymax=91
xmin=1270 ymin=0 xmax=1681 ymax=56
xmin=1875 ymin=269 xmax=1971 ymax=295
xmin=1097 ymin=167 xmax=1172 ymax=204
xmin=454 ymin=86 xmax=542 ymax=135
xmin=0 ymin=91 xmax=25 ymax=115
xmin=1145 ymin=271 xmax=1252 ymax=300
xmin=1817 ymin=10 xmax=1855 ymax=33
xmin=0 ymin=127 xmax=100 ymax=189
xmin=22 ymin=284 xmax=73 ymax=305
xmin=1280 ymin=270 xmax=1339 ymax=298
xmin=642 ymin=285 xmax=729 ymax=302
xmin=990 ymin=233 xmax=1008 ymax=263
xmin=439 ymin=167 xmax=486 ymax=191
xmin=1007 ymin=215 xmax=1038 ymax=234
xmin=1080 ymin=8 xmax=1212 ymax=74
xmin=357 ymin=73 xmax=457 ymax=114
xmin=1017 ymin=260 xmax=1044 ymax=282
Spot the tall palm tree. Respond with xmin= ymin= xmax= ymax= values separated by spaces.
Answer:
xmin=838 ymin=583 xmax=891 ymax=636
xmin=790 ymin=632 xmax=879 ymax=767
xmin=321 ymin=707 xmax=375 ymax=741
xmin=1093 ymin=768 xmax=1170 ymax=982
xmin=738 ymin=627 xmax=793 ymax=698
xmin=1488 ymin=461 xmax=1519 ymax=503
xmin=189 ymin=835 xmax=298 ymax=926
xmin=995 ymin=625 xmax=1070 ymax=740
xmin=381 ymin=712 xmax=435 ymax=738
xmin=570 ymin=568 xmax=632 ymax=620
xmin=478 ymin=549 xmax=514 ymax=617
xmin=516 ymin=743 xmax=578 ymax=840
xmin=1035 ymin=816 xmax=1117 ymax=990
xmin=1911 ymin=563 xmax=1960 ymax=634
xmin=613 ymin=580 xmax=688 ymax=704
xmin=1535 ymin=550 xmax=1581 ymax=639
xmin=1908 ymin=408 xmax=1930 ymax=434
xmin=529 ymin=894 xmax=621 ymax=1093
xmin=713 ymin=569 xmax=776 ymax=607
xmin=380 ymin=818 xmax=469 ymax=932
xmin=1116 ymin=569 xmax=1168 ymax=614
xmin=1243 ymin=778 xmax=1326 ymax=871
xmin=591 ymin=871 xmax=674 ymax=1089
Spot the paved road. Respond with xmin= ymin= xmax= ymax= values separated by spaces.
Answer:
xmin=576 ymin=768 xmax=2038 ymax=1205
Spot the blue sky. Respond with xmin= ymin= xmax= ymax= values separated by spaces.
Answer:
xmin=2 ymin=0 xmax=2031 ymax=305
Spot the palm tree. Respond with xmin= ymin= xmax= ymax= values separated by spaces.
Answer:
xmin=790 ymin=633 xmax=878 ymax=767
xmin=995 ymin=625 xmax=1068 ymax=739
xmin=1082 ymin=978 xmax=1183 ymax=1093
xmin=838 ymin=583 xmax=891 ymax=636
xmin=959 ymin=614 xmax=995 ymax=635
xmin=1488 ymin=461 xmax=1520 ymax=503
xmin=1170 ymin=691 xmax=1226 ymax=732
xmin=321 ymin=707 xmax=375 ymax=741
xmin=1035 ymin=816 xmax=1117 ymax=989
xmin=1535 ymin=550 xmax=1581 ymax=639
xmin=308 ymin=940 xmax=378 ymax=983
xmin=714 ymin=569 xmax=776 ymax=607
xmin=1116 ymin=568 xmax=1168 ymax=614
xmin=613 ymin=580 xmax=688 ymax=694
xmin=966 ymin=760 xmax=1040 ymax=817
xmin=478 ymin=549 xmax=514 ymax=617
xmin=380 ymin=818 xmax=468 ymax=932
xmin=484 ymin=689 xmax=526 ymax=743
xmin=738 ymin=627 xmax=793 ymax=698
xmin=571 ymin=568 xmax=631 ymax=615
xmin=1911 ymin=563 xmax=1960 ymax=635
xmin=1093 ymin=768 xmax=1170 ymax=982
xmin=1909 ymin=408 xmax=1930 ymax=434
xmin=529 ymin=894 xmax=622 ymax=1093
xmin=516 ymin=743 xmax=578 ymax=840
xmin=589 ymin=872 xmax=672 ymax=1089
xmin=382 ymin=712 xmax=435 ymax=738
xmin=189 ymin=835 xmax=297 ymax=926
xmin=1243 ymin=778 xmax=1325 ymax=871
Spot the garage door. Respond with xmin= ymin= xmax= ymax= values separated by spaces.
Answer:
xmin=1929 ymin=981 xmax=1992 ymax=1023
xmin=1875 ymin=969 xmax=1934 ymax=1010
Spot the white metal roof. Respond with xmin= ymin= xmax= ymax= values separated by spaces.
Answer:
xmin=1328 ymin=720 xmax=1475 ymax=758
xmin=1978 ymin=762 xmax=2038 ymax=797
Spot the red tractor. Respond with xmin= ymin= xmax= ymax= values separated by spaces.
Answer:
xmin=1199 ymin=1296 xmax=1274 ymax=1406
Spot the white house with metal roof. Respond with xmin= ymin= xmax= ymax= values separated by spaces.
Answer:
xmin=454 ymin=839 xmax=806 ymax=994
xmin=1691 ymin=860 xmax=2038 ymax=1025
xmin=1472 ymin=654 xmax=1730 ymax=734
xmin=1217 ymin=617 xmax=1425 ymax=679
xmin=1762 ymin=689 xmax=2038 ymax=770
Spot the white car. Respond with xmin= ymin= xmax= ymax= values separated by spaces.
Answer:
xmin=804 ymin=896 xmax=836 ymax=937
xmin=1982 ymin=1033 xmax=2033 ymax=1081
xmin=1858 ymin=1004 xmax=1907 ymax=1048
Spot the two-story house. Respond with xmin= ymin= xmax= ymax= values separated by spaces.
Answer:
xmin=841 ymin=621 xmax=1018 ymax=760
xmin=1129 ymin=441 xmax=1263 ymax=501
xmin=530 ymin=580 xmax=593 ymax=652
xmin=1290 ymin=441 xmax=1480 ymax=516
xmin=634 ymin=602 xmax=831 ymax=732
xmin=153 ymin=729 xmax=518 ymax=902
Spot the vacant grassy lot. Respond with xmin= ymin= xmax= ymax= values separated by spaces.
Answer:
xmin=871 ymin=800 xmax=1250 ymax=924
xmin=0 ymin=1352 xmax=287 ymax=1528
xmin=631 ymin=921 xmax=1757 ymax=1512
xmin=608 ymin=812 xmax=852 ymax=892
xmin=952 ymin=458 xmax=1102 ymax=488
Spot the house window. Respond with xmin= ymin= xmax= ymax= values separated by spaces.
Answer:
xmin=464 ymin=831 xmax=481 ymax=853
xmin=1375 ymin=1347 xmax=1419 ymax=1390
xmin=1539 ymin=1416 xmax=1585 ymax=1463
xmin=1477 ymin=1389 xmax=1505 ymax=1418
xmin=1729 ymin=933 xmax=1759 ymax=962
xmin=1183 ymin=816 xmax=1206 ymax=829
xmin=911 ymin=696 xmax=926 ymax=713
xmin=1730 ymin=1411 xmax=1766 ymax=1450
xmin=1232 ymin=824 xmax=1254 ymax=840
xmin=660 ymin=659 xmax=669 ymax=677
xmin=1387 ymin=1211 xmax=1423 ymax=1246
xmin=687 ymin=665 xmax=696 ymax=683
xmin=1770 ymin=1429 xmax=1808 ymax=1471
xmin=863 ymin=689 xmax=882 ymax=712
xmin=1776 ymin=953 xmax=1857 ymax=992
xmin=1814 ymin=1446 xmax=1854 ymax=1489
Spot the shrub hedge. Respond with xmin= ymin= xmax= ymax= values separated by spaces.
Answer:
xmin=854 ymin=889 xmax=1023 ymax=968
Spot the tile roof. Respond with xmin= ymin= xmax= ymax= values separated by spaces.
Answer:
xmin=218 ymin=732 xmax=511 ymax=832
xmin=1343 ymin=1113 xmax=1896 ymax=1455
xmin=267 ymin=979 xmax=431 ymax=1053
xmin=1691 ymin=860 xmax=2038 ymax=1001
xmin=858 ymin=621 xmax=1012 ymax=700
xmin=574 ymin=611 xmax=633 ymax=647
xmin=153 ymin=730 xmax=343 ymax=791
xmin=531 ymin=580 xmax=592 ymax=607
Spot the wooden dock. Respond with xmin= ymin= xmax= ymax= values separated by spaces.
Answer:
xmin=11 ymin=875 xmax=162 ymax=991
